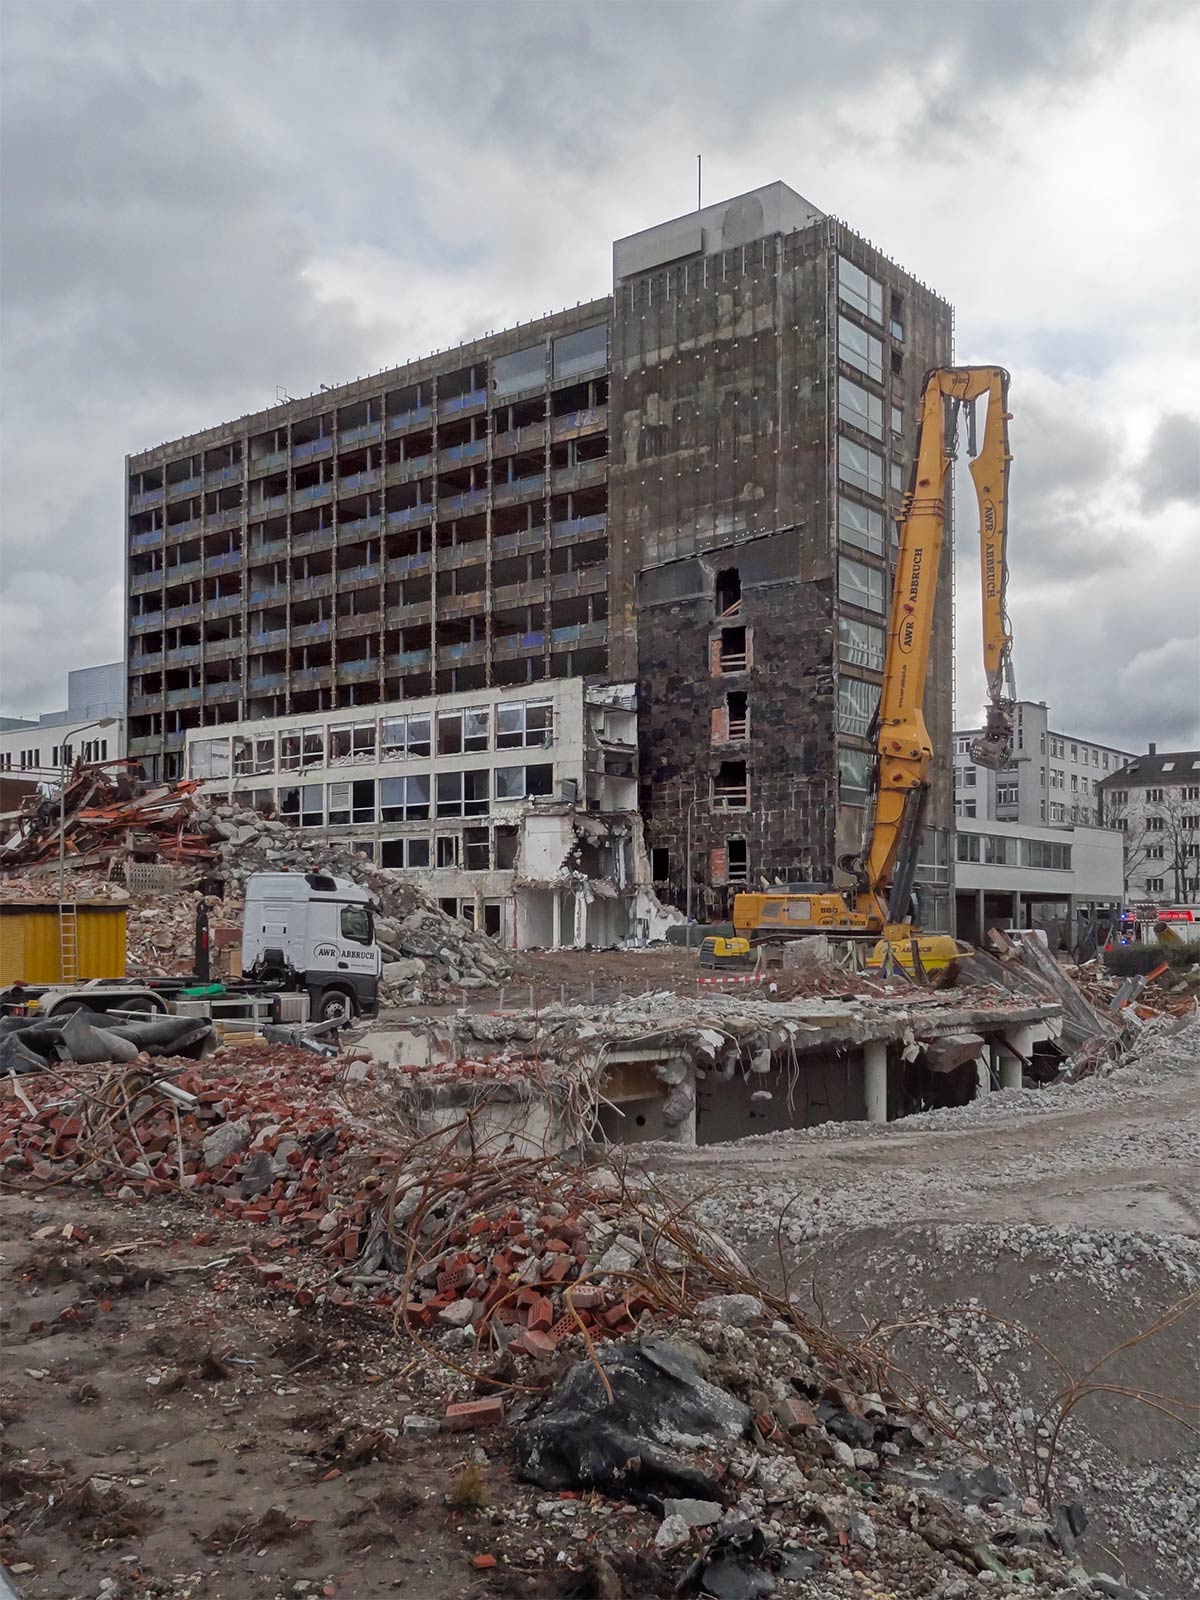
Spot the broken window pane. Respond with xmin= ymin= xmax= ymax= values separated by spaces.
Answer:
xmin=838 ymin=436 xmax=884 ymax=499
xmin=837 ymin=316 xmax=883 ymax=382
xmin=553 ymin=324 xmax=608 ymax=382
xmin=838 ymin=748 xmax=872 ymax=803
xmin=838 ymin=555 xmax=885 ymax=613
xmin=838 ymin=377 xmax=883 ymax=440
xmin=837 ymin=496 xmax=884 ymax=556
xmin=493 ymin=344 xmax=546 ymax=398
xmin=838 ymin=616 xmax=884 ymax=671
xmin=837 ymin=676 xmax=877 ymax=737
xmin=463 ymin=707 xmax=490 ymax=751
xmin=837 ymin=257 xmax=883 ymax=323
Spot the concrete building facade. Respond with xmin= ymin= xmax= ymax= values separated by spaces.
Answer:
xmin=1098 ymin=744 xmax=1200 ymax=907
xmin=184 ymin=678 xmax=669 ymax=949
xmin=127 ymin=183 xmax=954 ymax=927
xmin=953 ymin=816 xmax=1124 ymax=945
xmin=955 ymin=700 xmax=1132 ymax=828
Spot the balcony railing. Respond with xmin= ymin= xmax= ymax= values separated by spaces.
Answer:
xmin=130 ymin=528 xmax=163 ymax=552
xmin=292 ymin=619 xmax=332 ymax=644
xmin=337 ymin=513 xmax=381 ymax=541
xmin=131 ymin=569 xmax=163 ymax=594
xmin=339 ymin=469 xmax=381 ymax=495
xmin=165 ymin=518 xmax=201 ymax=542
xmin=439 ymin=488 xmax=486 ymax=516
xmin=130 ymin=611 xmax=164 ymax=633
xmin=439 ymin=439 xmax=486 ymax=466
xmin=387 ymin=504 xmax=432 ymax=529
xmin=493 ymin=473 xmax=545 ymax=506
xmin=165 ymin=686 xmax=202 ymax=708
xmin=294 ymin=483 xmax=333 ymax=506
xmin=387 ymin=648 xmax=432 ymax=671
xmin=339 ymin=562 xmax=382 ymax=587
xmin=166 ymin=476 xmax=201 ymax=500
xmin=441 ymin=639 xmax=486 ymax=661
xmin=248 ymin=537 xmax=289 ymax=562
xmin=204 ymin=680 xmax=241 ymax=702
xmin=206 ymin=506 xmax=243 ymax=531
xmin=249 ymin=671 xmax=288 ymax=693
xmin=130 ymin=488 xmax=164 ymax=511
xmin=385 ymin=549 xmax=431 ymax=576
xmin=386 ymin=454 xmax=432 ymax=484
xmin=338 ymin=657 xmax=380 ymax=680
xmin=290 ymin=529 xmax=333 ymax=558
xmin=387 ymin=404 xmax=433 ymax=433
xmin=165 ymin=644 xmax=201 ymax=667
xmin=339 ymin=421 xmax=381 ymax=447
xmin=206 ymin=550 xmax=243 ymax=573
xmin=293 ymin=438 xmax=333 ymax=462
xmin=205 ymin=464 xmax=242 ymax=487
xmin=440 ymin=388 xmax=486 ymax=415
xmin=164 ymin=558 xmax=204 ymax=585
xmin=291 ymin=574 xmax=334 ymax=601
xmin=551 ymin=512 xmax=606 ymax=543
xmin=165 ymin=602 xmax=202 ymax=626
xmin=249 ymin=581 xmax=288 ymax=605
xmin=437 ymin=537 xmax=486 ymax=569
xmin=207 ymin=593 xmax=243 ymax=619
xmin=250 ymin=628 xmax=289 ymax=650
xmin=248 ymin=450 xmax=288 ymax=477
xmin=250 ymin=493 xmax=288 ymax=515
xmin=293 ymin=665 xmax=333 ymax=688
xmin=552 ymin=405 xmax=606 ymax=436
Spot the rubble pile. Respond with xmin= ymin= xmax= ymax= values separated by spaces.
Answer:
xmin=0 ymin=1044 xmax=1129 ymax=1597
xmin=1065 ymin=956 xmax=1198 ymax=1023
xmin=1 ymin=768 xmax=510 ymax=998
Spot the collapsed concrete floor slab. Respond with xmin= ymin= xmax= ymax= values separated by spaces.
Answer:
xmin=367 ymin=987 xmax=1062 ymax=1154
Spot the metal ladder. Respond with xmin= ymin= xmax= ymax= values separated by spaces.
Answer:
xmin=58 ymin=902 xmax=79 ymax=983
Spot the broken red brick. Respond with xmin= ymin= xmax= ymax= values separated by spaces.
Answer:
xmin=444 ymin=1397 xmax=505 ymax=1431
xmin=471 ymin=1553 xmax=497 ymax=1570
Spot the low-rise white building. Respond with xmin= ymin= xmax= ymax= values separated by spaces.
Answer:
xmin=186 ymin=678 xmax=675 ymax=949
xmin=953 ymin=816 xmax=1124 ymax=946
xmin=0 ymin=663 xmax=125 ymax=791
xmin=954 ymin=700 xmax=1132 ymax=827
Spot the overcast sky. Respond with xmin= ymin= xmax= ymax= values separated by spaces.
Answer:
xmin=2 ymin=0 xmax=1197 ymax=748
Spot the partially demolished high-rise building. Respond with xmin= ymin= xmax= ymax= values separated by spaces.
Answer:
xmin=125 ymin=182 xmax=954 ymax=930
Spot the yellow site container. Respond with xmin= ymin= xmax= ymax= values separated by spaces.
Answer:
xmin=0 ymin=901 xmax=128 ymax=985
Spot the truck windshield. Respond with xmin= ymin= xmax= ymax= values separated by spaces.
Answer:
xmin=340 ymin=904 xmax=373 ymax=945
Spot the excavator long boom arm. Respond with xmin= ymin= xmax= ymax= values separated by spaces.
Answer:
xmin=856 ymin=366 xmax=1014 ymax=924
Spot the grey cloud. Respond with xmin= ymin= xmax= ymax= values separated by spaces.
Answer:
xmin=0 ymin=0 xmax=1194 ymax=739
xmin=1138 ymin=413 xmax=1200 ymax=511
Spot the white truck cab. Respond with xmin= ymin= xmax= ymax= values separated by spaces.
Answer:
xmin=242 ymin=871 xmax=381 ymax=1021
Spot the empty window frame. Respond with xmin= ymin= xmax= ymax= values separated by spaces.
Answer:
xmin=838 ymin=616 xmax=884 ymax=671
xmin=278 ymin=783 xmax=324 ymax=827
xmin=838 ymin=555 xmax=885 ymax=613
xmin=327 ymin=778 xmax=376 ymax=825
xmin=280 ymin=726 xmax=325 ymax=770
xmin=233 ymin=734 xmax=276 ymax=776
xmin=379 ymin=773 xmax=431 ymax=821
xmin=837 ymin=676 xmax=877 ymax=737
xmin=838 ymin=315 xmax=883 ymax=382
xmin=437 ymin=706 xmax=490 ymax=755
xmin=726 ymin=837 xmax=749 ymax=884
xmin=496 ymin=699 xmax=554 ymax=749
xmin=711 ymin=625 xmax=750 ymax=674
xmin=711 ymin=759 xmax=749 ymax=810
xmin=463 ymin=826 xmax=490 ymax=870
xmin=650 ymin=847 xmax=670 ymax=880
xmin=837 ymin=495 xmax=885 ymax=556
xmin=493 ymin=343 xmax=547 ymax=398
xmin=838 ymin=376 xmax=883 ymax=440
xmin=838 ymin=437 xmax=884 ymax=498
xmin=329 ymin=721 xmax=377 ymax=764
xmin=494 ymin=762 xmax=554 ymax=801
xmin=380 ymin=836 xmax=431 ymax=869
xmin=838 ymin=748 xmax=872 ymax=803
xmin=552 ymin=324 xmax=608 ymax=382
xmin=436 ymin=768 xmax=491 ymax=817
xmin=380 ymin=712 xmax=432 ymax=759
xmin=837 ymin=257 xmax=884 ymax=323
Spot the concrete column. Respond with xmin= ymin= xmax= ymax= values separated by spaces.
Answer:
xmin=998 ymin=1024 xmax=1034 ymax=1090
xmin=975 ymin=889 xmax=986 ymax=946
xmin=1011 ymin=892 xmax=1022 ymax=928
xmin=552 ymin=889 xmax=562 ymax=950
xmin=863 ymin=1039 xmax=888 ymax=1124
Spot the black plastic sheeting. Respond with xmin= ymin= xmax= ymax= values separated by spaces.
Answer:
xmin=0 ymin=1010 xmax=213 ymax=1073
xmin=514 ymin=1337 xmax=751 ymax=1504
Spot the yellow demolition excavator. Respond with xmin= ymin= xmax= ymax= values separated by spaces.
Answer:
xmin=729 ymin=365 xmax=1017 ymax=970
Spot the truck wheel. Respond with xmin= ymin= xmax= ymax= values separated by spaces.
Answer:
xmin=317 ymin=989 xmax=356 ymax=1024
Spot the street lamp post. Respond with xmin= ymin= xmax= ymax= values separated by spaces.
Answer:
xmin=56 ymin=717 xmax=118 ymax=910
xmin=685 ymin=791 xmax=702 ymax=943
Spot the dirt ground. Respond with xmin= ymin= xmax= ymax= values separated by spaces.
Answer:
xmin=1 ymin=1186 xmax=545 ymax=1600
